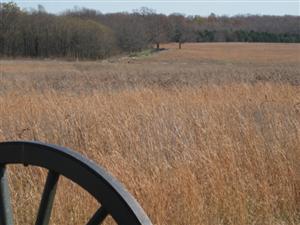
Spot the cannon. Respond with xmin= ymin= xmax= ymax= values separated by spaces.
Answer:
xmin=0 ymin=141 xmax=152 ymax=225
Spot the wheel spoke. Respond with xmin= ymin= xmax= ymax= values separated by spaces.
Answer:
xmin=35 ymin=170 xmax=59 ymax=225
xmin=0 ymin=164 xmax=14 ymax=225
xmin=86 ymin=206 xmax=108 ymax=225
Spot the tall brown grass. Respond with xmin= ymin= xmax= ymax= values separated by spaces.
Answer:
xmin=0 ymin=43 xmax=299 ymax=224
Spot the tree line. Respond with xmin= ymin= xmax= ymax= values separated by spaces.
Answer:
xmin=1 ymin=2 xmax=299 ymax=59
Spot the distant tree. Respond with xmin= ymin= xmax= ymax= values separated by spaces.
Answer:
xmin=133 ymin=6 xmax=155 ymax=16
xmin=169 ymin=14 xmax=188 ymax=49
xmin=63 ymin=7 xmax=100 ymax=20
xmin=0 ymin=2 xmax=22 ymax=55
xmin=99 ymin=13 xmax=149 ymax=52
xmin=37 ymin=4 xmax=46 ymax=13
xmin=145 ymin=12 xmax=170 ymax=49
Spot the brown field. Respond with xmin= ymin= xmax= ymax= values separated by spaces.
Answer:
xmin=160 ymin=43 xmax=300 ymax=64
xmin=0 ymin=43 xmax=299 ymax=225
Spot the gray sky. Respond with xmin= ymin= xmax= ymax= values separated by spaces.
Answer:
xmin=5 ymin=0 xmax=300 ymax=16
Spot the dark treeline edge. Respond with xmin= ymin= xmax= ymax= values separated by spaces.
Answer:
xmin=1 ymin=3 xmax=299 ymax=59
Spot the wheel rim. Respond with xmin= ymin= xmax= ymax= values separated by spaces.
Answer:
xmin=0 ymin=141 xmax=152 ymax=225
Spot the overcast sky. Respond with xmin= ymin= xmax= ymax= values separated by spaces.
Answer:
xmin=5 ymin=0 xmax=300 ymax=16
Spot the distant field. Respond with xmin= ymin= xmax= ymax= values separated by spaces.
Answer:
xmin=160 ymin=43 xmax=300 ymax=63
xmin=0 ymin=43 xmax=299 ymax=225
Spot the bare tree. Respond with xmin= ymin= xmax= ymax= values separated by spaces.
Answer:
xmin=169 ymin=14 xmax=188 ymax=49
xmin=137 ymin=8 xmax=170 ymax=50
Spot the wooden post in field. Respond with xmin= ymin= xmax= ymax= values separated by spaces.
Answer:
xmin=156 ymin=43 xmax=160 ymax=50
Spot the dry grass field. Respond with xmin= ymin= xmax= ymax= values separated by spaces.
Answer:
xmin=0 ymin=43 xmax=299 ymax=225
xmin=160 ymin=43 xmax=300 ymax=64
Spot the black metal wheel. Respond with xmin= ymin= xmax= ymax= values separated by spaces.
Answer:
xmin=0 ymin=141 xmax=152 ymax=225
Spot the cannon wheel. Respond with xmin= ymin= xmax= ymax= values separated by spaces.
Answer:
xmin=0 ymin=141 xmax=152 ymax=225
